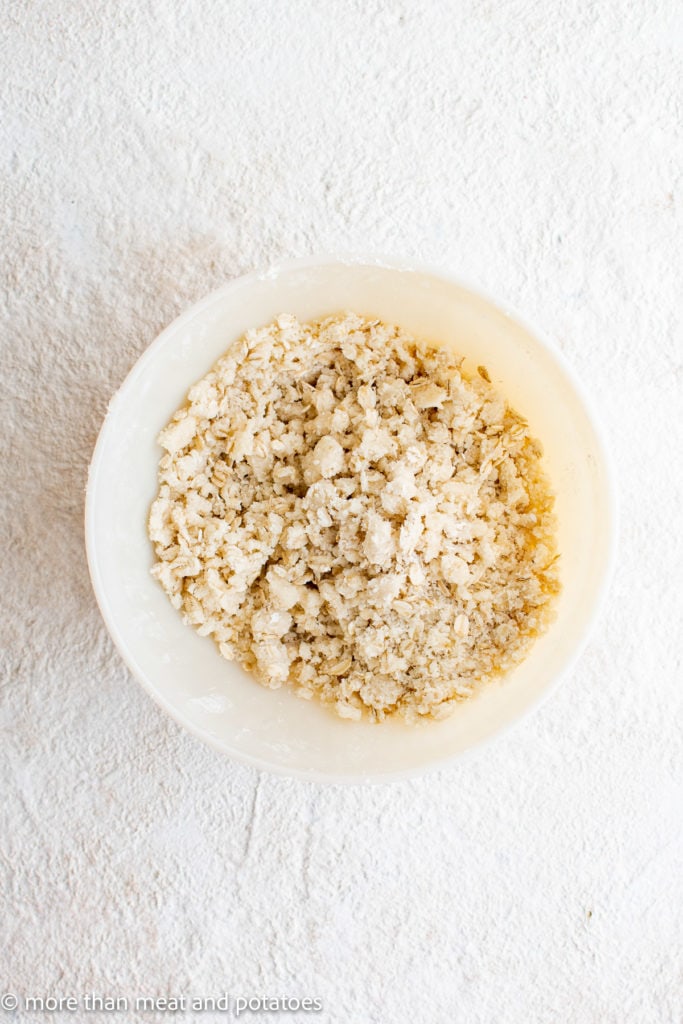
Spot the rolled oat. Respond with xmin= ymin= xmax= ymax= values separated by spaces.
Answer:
xmin=149 ymin=313 xmax=560 ymax=721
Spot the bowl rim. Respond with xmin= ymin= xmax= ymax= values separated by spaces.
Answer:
xmin=85 ymin=252 xmax=619 ymax=784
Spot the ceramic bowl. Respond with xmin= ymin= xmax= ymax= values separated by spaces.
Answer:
xmin=85 ymin=256 xmax=616 ymax=782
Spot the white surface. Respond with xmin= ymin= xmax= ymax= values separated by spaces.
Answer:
xmin=86 ymin=258 xmax=615 ymax=780
xmin=1 ymin=1 xmax=682 ymax=1021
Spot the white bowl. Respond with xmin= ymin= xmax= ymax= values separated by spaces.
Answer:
xmin=86 ymin=256 xmax=616 ymax=782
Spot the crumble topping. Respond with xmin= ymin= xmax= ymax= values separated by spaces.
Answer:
xmin=149 ymin=313 xmax=560 ymax=722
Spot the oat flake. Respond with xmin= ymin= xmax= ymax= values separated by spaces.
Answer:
xmin=149 ymin=313 xmax=560 ymax=722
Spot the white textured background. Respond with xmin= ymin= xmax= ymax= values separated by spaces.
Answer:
xmin=2 ymin=1 xmax=682 ymax=1022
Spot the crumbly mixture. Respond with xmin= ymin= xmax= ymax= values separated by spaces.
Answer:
xmin=148 ymin=313 xmax=560 ymax=722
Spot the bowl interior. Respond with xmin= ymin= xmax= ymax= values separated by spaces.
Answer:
xmin=86 ymin=260 xmax=613 ymax=781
